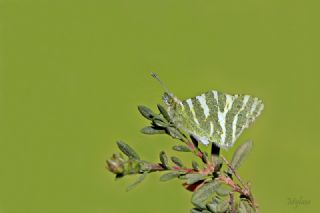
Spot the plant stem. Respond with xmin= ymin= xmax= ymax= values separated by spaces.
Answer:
xmin=221 ymin=155 xmax=246 ymax=188
xmin=221 ymin=155 xmax=258 ymax=211
xmin=149 ymin=163 xmax=196 ymax=174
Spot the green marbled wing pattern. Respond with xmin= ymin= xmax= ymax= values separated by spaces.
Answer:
xmin=168 ymin=90 xmax=264 ymax=149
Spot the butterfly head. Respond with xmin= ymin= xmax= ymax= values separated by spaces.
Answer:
xmin=151 ymin=73 xmax=182 ymax=110
xmin=163 ymin=92 xmax=181 ymax=109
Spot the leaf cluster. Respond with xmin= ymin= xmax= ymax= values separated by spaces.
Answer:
xmin=106 ymin=105 xmax=258 ymax=212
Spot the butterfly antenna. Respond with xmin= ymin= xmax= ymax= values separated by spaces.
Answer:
xmin=151 ymin=72 xmax=171 ymax=94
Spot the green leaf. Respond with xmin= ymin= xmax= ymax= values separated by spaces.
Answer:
xmin=191 ymin=208 xmax=202 ymax=213
xmin=160 ymin=171 xmax=182 ymax=182
xmin=192 ymin=161 xmax=200 ymax=171
xmin=216 ymin=199 xmax=229 ymax=212
xmin=191 ymin=181 xmax=220 ymax=209
xmin=172 ymin=145 xmax=191 ymax=152
xmin=171 ymin=156 xmax=184 ymax=167
xmin=230 ymin=140 xmax=253 ymax=172
xmin=185 ymin=174 xmax=206 ymax=184
xmin=140 ymin=126 xmax=166 ymax=134
xmin=126 ymin=172 xmax=147 ymax=191
xmin=202 ymin=152 xmax=209 ymax=164
xmin=138 ymin=105 xmax=156 ymax=120
xmin=166 ymin=127 xmax=184 ymax=140
xmin=178 ymin=174 xmax=187 ymax=180
xmin=125 ymin=159 xmax=142 ymax=174
xmin=206 ymin=203 xmax=217 ymax=212
xmin=116 ymin=141 xmax=140 ymax=160
xmin=215 ymin=182 xmax=233 ymax=197
xmin=207 ymin=196 xmax=228 ymax=213
xmin=159 ymin=151 xmax=169 ymax=168
xmin=152 ymin=118 xmax=168 ymax=127
xmin=157 ymin=104 xmax=171 ymax=122
xmin=213 ymin=157 xmax=223 ymax=172
xmin=239 ymin=199 xmax=255 ymax=213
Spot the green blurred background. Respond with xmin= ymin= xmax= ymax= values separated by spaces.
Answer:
xmin=0 ymin=0 xmax=319 ymax=212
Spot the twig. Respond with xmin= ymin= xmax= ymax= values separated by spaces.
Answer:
xmin=221 ymin=155 xmax=247 ymax=189
xmin=171 ymin=128 xmax=206 ymax=163
xmin=186 ymin=141 xmax=204 ymax=159
xmin=221 ymin=155 xmax=258 ymax=211
xmin=150 ymin=163 xmax=196 ymax=174
xmin=229 ymin=192 xmax=236 ymax=213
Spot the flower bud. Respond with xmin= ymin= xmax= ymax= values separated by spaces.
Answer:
xmin=106 ymin=153 xmax=125 ymax=174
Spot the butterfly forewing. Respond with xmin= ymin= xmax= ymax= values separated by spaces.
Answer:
xmin=176 ymin=90 xmax=264 ymax=149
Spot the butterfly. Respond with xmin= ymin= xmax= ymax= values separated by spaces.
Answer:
xmin=151 ymin=73 xmax=264 ymax=149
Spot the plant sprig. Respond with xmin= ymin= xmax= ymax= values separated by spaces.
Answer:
xmin=106 ymin=105 xmax=258 ymax=212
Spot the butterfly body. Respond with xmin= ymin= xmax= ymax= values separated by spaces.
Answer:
xmin=163 ymin=90 xmax=264 ymax=149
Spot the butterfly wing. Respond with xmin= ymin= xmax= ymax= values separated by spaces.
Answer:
xmin=176 ymin=90 xmax=264 ymax=149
